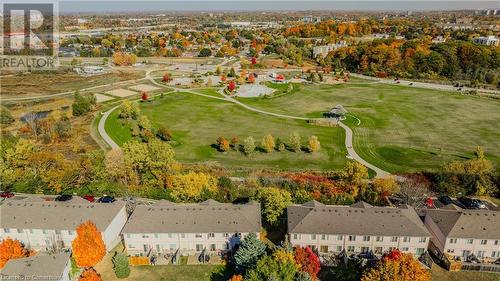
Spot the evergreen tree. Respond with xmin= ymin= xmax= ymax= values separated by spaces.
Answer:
xmin=112 ymin=253 xmax=130 ymax=278
xmin=234 ymin=233 xmax=266 ymax=272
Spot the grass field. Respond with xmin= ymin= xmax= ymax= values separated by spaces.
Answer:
xmin=105 ymin=91 xmax=347 ymax=170
xmin=236 ymin=82 xmax=500 ymax=172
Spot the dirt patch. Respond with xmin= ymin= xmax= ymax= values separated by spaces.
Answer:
xmin=106 ymin=89 xmax=138 ymax=98
xmin=129 ymin=84 xmax=161 ymax=92
xmin=94 ymin=93 xmax=115 ymax=103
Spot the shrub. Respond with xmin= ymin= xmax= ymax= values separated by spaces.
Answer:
xmin=0 ymin=106 xmax=15 ymax=125
xmin=261 ymin=134 xmax=275 ymax=153
xmin=216 ymin=136 xmax=230 ymax=152
xmin=307 ymin=136 xmax=320 ymax=153
xmin=72 ymin=93 xmax=93 ymax=116
xmin=156 ymin=127 xmax=172 ymax=141
xmin=288 ymin=132 xmax=301 ymax=152
xmin=242 ymin=136 xmax=256 ymax=155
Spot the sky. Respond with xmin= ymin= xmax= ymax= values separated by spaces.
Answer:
xmin=58 ymin=1 xmax=500 ymax=13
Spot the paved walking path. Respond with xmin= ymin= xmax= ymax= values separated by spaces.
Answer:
xmin=98 ymin=105 xmax=120 ymax=150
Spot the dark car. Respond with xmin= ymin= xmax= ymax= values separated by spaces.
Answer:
xmin=82 ymin=195 xmax=95 ymax=202
xmin=0 ymin=192 xmax=15 ymax=198
xmin=438 ymin=195 xmax=453 ymax=205
xmin=472 ymin=199 xmax=486 ymax=209
xmin=458 ymin=197 xmax=478 ymax=209
xmin=98 ymin=196 xmax=116 ymax=203
xmin=55 ymin=194 xmax=73 ymax=201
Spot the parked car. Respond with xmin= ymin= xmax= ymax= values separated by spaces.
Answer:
xmin=472 ymin=199 xmax=486 ymax=209
xmin=82 ymin=195 xmax=95 ymax=202
xmin=438 ymin=195 xmax=453 ymax=205
xmin=0 ymin=192 xmax=15 ymax=198
xmin=458 ymin=197 xmax=478 ymax=209
xmin=55 ymin=194 xmax=73 ymax=202
xmin=98 ymin=196 xmax=116 ymax=203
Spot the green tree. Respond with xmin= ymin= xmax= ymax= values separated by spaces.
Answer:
xmin=198 ymin=48 xmax=212 ymax=57
xmin=112 ymin=253 xmax=130 ymax=278
xmin=243 ymin=136 xmax=256 ymax=155
xmin=276 ymin=138 xmax=286 ymax=152
xmin=254 ymin=187 xmax=292 ymax=225
xmin=72 ymin=93 xmax=92 ymax=116
xmin=288 ymin=132 xmax=302 ymax=152
xmin=0 ymin=106 xmax=15 ymax=125
xmin=261 ymin=134 xmax=275 ymax=153
xmin=234 ymin=233 xmax=266 ymax=272
xmin=229 ymin=67 xmax=237 ymax=78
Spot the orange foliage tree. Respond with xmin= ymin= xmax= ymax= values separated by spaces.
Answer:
xmin=0 ymin=238 xmax=34 ymax=268
xmin=247 ymin=74 xmax=255 ymax=83
xmin=72 ymin=221 xmax=106 ymax=267
xmin=229 ymin=275 xmax=243 ymax=281
xmin=79 ymin=268 xmax=102 ymax=281
xmin=361 ymin=250 xmax=430 ymax=281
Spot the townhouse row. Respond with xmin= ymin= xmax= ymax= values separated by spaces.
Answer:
xmin=1 ymin=196 xmax=499 ymax=261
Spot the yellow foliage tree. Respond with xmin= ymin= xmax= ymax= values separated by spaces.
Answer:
xmin=307 ymin=135 xmax=320 ymax=153
xmin=261 ymin=134 xmax=275 ymax=153
xmin=167 ymin=171 xmax=218 ymax=201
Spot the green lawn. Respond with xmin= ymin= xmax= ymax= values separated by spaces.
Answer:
xmin=236 ymin=82 xmax=500 ymax=172
xmin=105 ymin=92 xmax=347 ymax=171
xmin=431 ymin=265 xmax=500 ymax=281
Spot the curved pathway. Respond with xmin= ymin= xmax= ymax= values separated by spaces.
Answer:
xmin=99 ymin=73 xmax=392 ymax=178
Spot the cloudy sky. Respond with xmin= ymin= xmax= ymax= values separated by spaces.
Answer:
xmin=58 ymin=1 xmax=500 ymax=13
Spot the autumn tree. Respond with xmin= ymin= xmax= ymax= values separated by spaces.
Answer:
xmin=141 ymin=91 xmax=148 ymax=101
xmin=230 ymin=136 xmax=240 ymax=150
xmin=229 ymin=275 xmax=243 ymax=281
xmin=307 ymin=136 xmax=320 ymax=153
xmin=162 ymin=73 xmax=172 ymax=82
xmin=228 ymin=80 xmax=236 ymax=92
xmin=247 ymin=74 xmax=255 ymax=83
xmin=288 ymin=132 xmax=302 ymax=152
xmin=341 ymin=161 xmax=368 ymax=183
xmin=261 ymin=134 xmax=275 ymax=153
xmin=119 ymin=100 xmax=140 ymax=120
xmin=254 ymin=187 xmax=292 ymax=225
xmin=216 ymin=137 xmax=230 ymax=152
xmin=79 ymin=268 xmax=102 ymax=281
xmin=242 ymin=136 xmax=256 ymax=155
xmin=167 ymin=171 xmax=218 ymax=201
xmin=72 ymin=221 xmax=106 ymax=267
xmin=0 ymin=238 xmax=33 ymax=269
xmin=295 ymin=247 xmax=320 ymax=280
xmin=361 ymin=250 xmax=430 ymax=281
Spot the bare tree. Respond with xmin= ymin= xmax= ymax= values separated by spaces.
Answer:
xmin=393 ymin=179 xmax=433 ymax=209
xmin=24 ymin=112 xmax=39 ymax=138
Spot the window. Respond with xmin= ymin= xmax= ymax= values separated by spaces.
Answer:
xmin=208 ymin=233 xmax=215 ymax=238
xmin=375 ymin=247 xmax=383 ymax=254
xmin=224 ymin=233 xmax=229 ymax=238
xmin=55 ymin=230 xmax=61 ymax=235
xmin=376 ymin=236 xmax=383 ymax=242
xmin=449 ymin=238 xmax=457 ymax=244
xmin=142 ymin=234 xmax=149 ymax=238
xmin=492 ymin=251 xmax=498 ymax=258
xmin=154 ymin=233 xmax=159 ymax=238
xmin=363 ymin=236 xmax=370 ymax=242
xmin=416 ymin=248 xmax=425 ymax=256
xmin=336 ymin=245 xmax=343 ymax=252
xmin=195 ymin=234 xmax=203 ymax=238
xmin=128 ymin=244 xmax=134 ymax=249
xmin=17 ymin=229 xmax=23 ymax=234
xmin=446 ymin=249 xmax=455 ymax=253
xmin=391 ymin=237 xmax=398 ymax=242
xmin=126 ymin=234 xmax=131 ymax=238
xmin=293 ymin=234 xmax=298 ymax=239
xmin=4 ymin=229 xmax=10 ymax=233
xmin=403 ymin=237 xmax=410 ymax=243
xmin=348 ymin=235 xmax=356 ymax=241
xmin=311 ymin=234 xmax=317 ymax=240
xmin=320 ymin=245 xmax=329 ymax=253
xmin=321 ymin=234 xmax=327 ymax=240
xmin=495 ymin=240 xmax=499 ymax=246
xmin=156 ymin=244 xmax=161 ymax=252
xmin=462 ymin=250 xmax=471 ymax=257
xmin=419 ymin=237 xmax=427 ymax=243
xmin=42 ymin=229 xmax=47 ymax=234
xmin=361 ymin=247 xmax=370 ymax=253
xmin=168 ymin=233 xmax=173 ymax=238
xmin=29 ymin=229 xmax=34 ymax=234
xmin=402 ymin=247 xmax=409 ymax=252
xmin=466 ymin=239 xmax=473 ymax=244
xmin=196 ymin=244 xmax=203 ymax=251
xmin=210 ymin=244 xmax=216 ymax=251
xmin=480 ymin=240 xmax=487 ymax=245
xmin=337 ymin=235 xmax=343 ymax=241
xmin=181 ymin=234 xmax=186 ymax=238
xmin=68 ymin=230 xmax=74 ymax=235
xmin=477 ymin=251 xmax=485 ymax=258
xmin=347 ymin=246 xmax=355 ymax=252
xmin=169 ymin=244 xmax=176 ymax=250
xmin=143 ymin=245 xmax=149 ymax=252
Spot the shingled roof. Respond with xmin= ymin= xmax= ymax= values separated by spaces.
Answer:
xmin=0 ymin=253 xmax=70 ymax=278
xmin=0 ymin=197 xmax=125 ymax=231
xmin=287 ymin=201 xmax=429 ymax=237
xmin=425 ymin=209 xmax=500 ymax=239
xmin=122 ymin=200 xmax=261 ymax=234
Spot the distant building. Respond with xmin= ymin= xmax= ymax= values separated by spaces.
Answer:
xmin=122 ymin=200 xmax=261 ymax=255
xmin=74 ymin=65 xmax=106 ymax=75
xmin=424 ymin=206 xmax=500 ymax=261
xmin=0 ymin=253 xmax=71 ymax=281
xmin=287 ymin=201 xmax=430 ymax=257
xmin=432 ymin=36 xmax=447 ymax=44
xmin=302 ymin=15 xmax=322 ymax=23
xmin=313 ymin=41 xmax=348 ymax=58
xmin=0 ymin=197 xmax=127 ymax=251
xmin=473 ymin=36 xmax=500 ymax=46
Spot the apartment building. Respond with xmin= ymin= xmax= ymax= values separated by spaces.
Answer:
xmin=473 ymin=36 xmax=500 ymax=46
xmin=0 ymin=197 xmax=127 ymax=251
xmin=122 ymin=199 xmax=261 ymax=255
xmin=0 ymin=253 xmax=71 ymax=281
xmin=424 ymin=205 xmax=500 ymax=261
xmin=312 ymin=41 xmax=348 ymax=58
xmin=287 ymin=201 xmax=430 ymax=256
